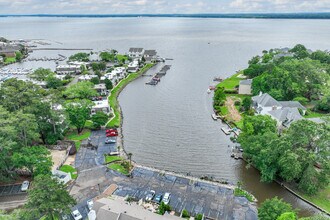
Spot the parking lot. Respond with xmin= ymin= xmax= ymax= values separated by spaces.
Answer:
xmin=107 ymin=167 xmax=257 ymax=220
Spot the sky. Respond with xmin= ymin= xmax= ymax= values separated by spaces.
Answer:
xmin=0 ymin=0 xmax=330 ymax=14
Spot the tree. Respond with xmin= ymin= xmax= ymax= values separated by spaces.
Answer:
xmin=100 ymin=51 xmax=115 ymax=62
xmin=242 ymin=97 xmax=252 ymax=111
xmin=104 ymin=78 xmax=113 ymax=90
xmin=90 ymin=77 xmax=100 ymax=85
xmin=278 ymin=151 xmax=302 ymax=182
xmin=157 ymin=202 xmax=171 ymax=215
xmin=300 ymin=214 xmax=330 ymax=220
xmin=12 ymin=146 xmax=52 ymax=177
xmin=91 ymin=62 xmax=106 ymax=71
xmin=316 ymin=94 xmax=330 ymax=113
xmin=14 ymin=111 xmax=39 ymax=147
xmin=63 ymin=81 xmax=98 ymax=100
xmin=277 ymin=212 xmax=297 ymax=220
xmin=69 ymin=52 xmax=89 ymax=62
xmin=15 ymin=51 xmax=23 ymax=61
xmin=213 ymin=87 xmax=226 ymax=107
xmin=24 ymin=175 xmax=76 ymax=219
xmin=30 ymin=68 xmax=55 ymax=81
xmin=46 ymin=76 xmax=63 ymax=89
xmin=242 ymin=115 xmax=277 ymax=135
xmin=91 ymin=111 xmax=109 ymax=129
xmin=65 ymin=99 xmax=94 ymax=134
xmin=258 ymin=197 xmax=294 ymax=220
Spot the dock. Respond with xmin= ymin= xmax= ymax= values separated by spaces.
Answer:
xmin=146 ymin=65 xmax=171 ymax=86
xmin=221 ymin=127 xmax=232 ymax=135
xmin=211 ymin=113 xmax=218 ymax=120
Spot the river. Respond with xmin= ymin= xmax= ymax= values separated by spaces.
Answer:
xmin=2 ymin=17 xmax=330 ymax=216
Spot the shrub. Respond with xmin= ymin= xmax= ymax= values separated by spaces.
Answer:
xmin=182 ymin=209 xmax=190 ymax=218
xmin=195 ymin=213 xmax=203 ymax=220
xmin=158 ymin=202 xmax=171 ymax=215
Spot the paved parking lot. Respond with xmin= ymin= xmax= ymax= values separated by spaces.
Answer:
xmin=107 ymin=167 xmax=257 ymax=220
xmin=0 ymin=184 xmax=26 ymax=197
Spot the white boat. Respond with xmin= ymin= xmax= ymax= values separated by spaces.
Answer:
xmin=221 ymin=127 xmax=232 ymax=135
xmin=207 ymin=88 xmax=211 ymax=94
xmin=211 ymin=113 xmax=218 ymax=120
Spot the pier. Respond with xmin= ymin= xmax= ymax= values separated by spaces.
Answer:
xmin=31 ymin=48 xmax=93 ymax=51
xmin=146 ymin=65 xmax=171 ymax=86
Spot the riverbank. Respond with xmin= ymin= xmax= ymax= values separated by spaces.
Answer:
xmin=106 ymin=63 xmax=155 ymax=128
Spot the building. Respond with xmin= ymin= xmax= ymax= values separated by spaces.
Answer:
xmin=252 ymin=92 xmax=307 ymax=128
xmin=91 ymin=100 xmax=111 ymax=115
xmin=52 ymin=170 xmax=72 ymax=185
xmin=56 ymin=65 xmax=81 ymax=75
xmin=0 ymin=44 xmax=21 ymax=57
xmin=143 ymin=50 xmax=157 ymax=63
xmin=127 ymin=60 xmax=139 ymax=73
xmin=94 ymin=83 xmax=107 ymax=96
xmin=78 ymin=74 xmax=98 ymax=82
xmin=128 ymin=48 xmax=144 ymax=58
xmin=238 ymin=79 xmax=252 ymax=95
xmin=93 ymin=197 xmax=181 ymax=220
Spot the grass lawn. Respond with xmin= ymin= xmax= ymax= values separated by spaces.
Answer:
xmin=65 ymin=130 xmax=91 ymax=151
xmin=217 ymin=72 xmax=243 ymax=90
xmin=105 ymin=155 xmax=122 ymax=164
xmin=304 ymin=111 xmax=329 ymax=118
xmin=107 ymin=63 xmax=155 ymax=128
xmin=59 ymin=165 xmax=78 ymax=179
xmin=116 ymin=54 xmax=128 ymax=62
xmin=108 ymin=163 xmax=129 ymax=175
xmin=220 ymin=106 xmax=229 ymax=115
xmin=235 ymin=120 xmax=244 ymax=129
xmin=234 ymin=188 xmax=254 ymax=202
xmin=298 ymin=186 xmax=330 ymax=212
xmin=4 ymin=57 xmax=16 ymax=64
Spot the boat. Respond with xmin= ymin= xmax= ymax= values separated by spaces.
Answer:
xmin=207 ymin=88 xmax=211 ymax=94
xmin=213 ymin=77 xmax=223 ymax=82
xmin=221 ymin=127 xmax=232 ymax=135
xmin=211 ymin=113 xmax=217 ymax=120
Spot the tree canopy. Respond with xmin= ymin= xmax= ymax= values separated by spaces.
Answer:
xmin=63 ymin=81 xmax=98 ymax=100
xmin=258 ymin=197 xmax=294 ymax=220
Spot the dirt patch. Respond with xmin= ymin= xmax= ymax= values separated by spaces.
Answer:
xmin=225 ymin=97 xmax=242 ymax=122
xmin=50 ymin=150 xmax=67 ymax=171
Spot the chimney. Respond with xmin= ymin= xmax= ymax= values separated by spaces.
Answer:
xmin=259 ymin=91 xmax=263 ymax=96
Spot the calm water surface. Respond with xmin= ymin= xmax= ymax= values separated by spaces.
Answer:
xmin=2 ymin=17 xmax=330 ymax=216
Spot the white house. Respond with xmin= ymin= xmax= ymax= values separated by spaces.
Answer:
xmin=143 ymin=50 xmax=157 ymax=63
xmin=128 ymin=48 xmax=144 ymax=58
xmin=94 ymin=83 xmax=107 ymax=96
xmin=91 ymin=100 xmax=111 ymax=115
xmin=56 ymin=65 xmax=81 ymax=75
xmin=238 ymin=79 xmax=252 ymax=95
xmin=78 ymin=74 xmax=98 ymax=82
xmin=127 ymin=60 xmax=139 ymax=73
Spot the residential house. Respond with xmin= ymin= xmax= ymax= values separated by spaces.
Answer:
xmin=91 ymin=100 xmax=111 ymax=115
xmin=93 ymin=197 xmax=181 ymax=220
xmin=56 ymin=65 xmax=81 ymax=75
xmin=78 ymin=74 xmax=98 ymax=82
xmin=94 ymin=83 xmax=107 ymax=96
xmin=238 ymin=79 xmax=252 ymax=95
xmin=0 ymin=44 xmax=21 ymax=57
xmin=127 ymin=60 xmax=139 ymax=73
xmin=143 ymin=49 xmax=157 ymax=63
xmin=52 ymin=170 xmax=72 ymax=185
xmin=128 ymin=48 xmax=144 ymax=58
xmin=89 ymin=53 xmax=101 ymax=62
xmin=252 ymin=92 xmax=307 ymax=128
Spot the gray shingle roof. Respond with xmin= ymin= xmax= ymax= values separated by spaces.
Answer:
xmin=268 ymin=107 xmax=303 ymax=127
xmin=129 ymin=48 xmax=144 ymax=53
xmin=278 ymin=101 xmax=306 ymax=110
xmin=240 ymin=79 xmax=252 ymax=85
xmin=144 ymin=50 xmax=157 ymax=56
xmin=252 ymin=93 xmax=281 ymax=107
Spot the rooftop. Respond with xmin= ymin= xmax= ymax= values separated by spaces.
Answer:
xmin=268 ymin=107 xmax=303 ymax=127
xmin=94 ymin=83 xmax=106 ymax=90
xmin=252 ymin=93 xmax=281 ymax=107
xmin=129 ymin=48 xmax=144 ymax=53
xmin=239 ymin=79 xmax=252 ymax=86
xmin=144 ymin=50 xmax=157 ymax=56
xmin=278 ymin=101 xmax=307 ymax=110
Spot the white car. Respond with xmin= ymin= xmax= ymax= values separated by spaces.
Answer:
xmin=87 ymin=199 xmax=94 ymax=211
xmin=21 ymin=181 xmax=29 ymax=192
xmin=162 ymin=192 xmax=171 ymax=205
xmin=145 ymin=190 xmax=155 ymax=202
xmin=71 ymin=209 xmax=82 ymax=220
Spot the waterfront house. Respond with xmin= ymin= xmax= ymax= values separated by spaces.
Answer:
xmin=143 ymin=49 xmax=157 ymax=63
xmin=94 ymin=83 xmax=107 ymax=96
xmin=238 ymin=79 xmax=252 ymax=95
xmin=89 ymin=53 xmax=101 ymax=62
xmin=128 ymin=48 xmax=144 ymax=58
xmin=0 ymin=44 xmax=21 ymax=57
xmin=252 ymin=92 xmax=307 ymax=128
xmin=78 ymin=74 xmax=98 ymax=82
xmin=127 ymin=60 xmax=139 ymax=73
xmin=56 ymin=65 xmax=81 ymax=75
xmin=91 ymin=100 xmax=111 ymax=115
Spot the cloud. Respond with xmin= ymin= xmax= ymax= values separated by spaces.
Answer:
xmin=0 ymin=0 xmax=329 ymax=14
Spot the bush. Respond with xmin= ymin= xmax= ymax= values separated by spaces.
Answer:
xmin=293 ymin=96 xmax=309 ymax=105
xmin=234 ymin=100 xmax=241 ymax=106
xmin=195 ymin=213 xmax=203 ymax=220
xmin=182 ymin=209 xmax=190 ymax=218
xmin=158 ymin=202 xmax=171 ymax=215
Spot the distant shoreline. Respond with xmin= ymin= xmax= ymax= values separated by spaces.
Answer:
xmin=1 ymin=13 xmax=330 ymax=19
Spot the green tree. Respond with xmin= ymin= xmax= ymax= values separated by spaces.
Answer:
xmin=91 ymin=111 xmax=109 ymax=129
xmin=15 ymin=51 xmax=23 ymax=61
xmin=242 ymin=97 xmax=252 ymax=111
xmin=104 ymin=78 xmax=113 ymax=90
xmin=100 ymin=51 xmax=115 ymax=62
xmin=69 ymin=52 xmax=89 ymax=62
xmin=30 ymin=68 xmax=55 ymax=81
xmin=91 ymin=62 xmax=106 ymax=71
xmin=14 ymin=111 xmax=39 ymax=147
xmin=277 ymin=212 xmax=297 ymax=220
xmin=278 ymin=151 xmax=302 ymax=182
xmin=63 ymin=81 xmax=98 ymax=100
xmin=316 ymin=94 xmax=330 ymax=113
xmin=195 ymin=213 xmax=203 ymax=220
xmin=12 ymin=146 xmax=52 ymax=177
xmin=258 ymin=197 xmax=294 ymax=220
xmin=242 ymin=115 xmax=277 ymax=135
xmin=24 ymin=175 xmax=76 ymax=219
xmin=90 ymin=77 xmax=100 ymax=85
xmin=65 ymin=99 xmax=94 ymax=134
xmin=213 ymin=87 xmax=226 ymax=107
xmin=46 ymin=76 xmax=63 ymax=89
xmin=157 ymin=202 xmax=171 ymax=215
xmin=289 ymin=44 xmax=310 ymax=59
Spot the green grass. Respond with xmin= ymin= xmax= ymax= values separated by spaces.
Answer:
xmin=220 ymin=106 xmax=229 ymax=115
xmin=217 ymin=72 xmax=243 ymax=90
xmin=107 ymin=63 xmax=155 ymax=128
xmin=59 ymin=165 xmax=78 ymax=179
xmin=235 ymin=120 xmax=244 ymax=130
xmin=298 ymin=186 xmax=330 ymax=212
xmin=304 ymin=111 xmax=329 ymax=118
xmin=105 ymin=155 xmax=122 ymax=164
xmin=116 ymin=54 xmax=128 ymax=62
xmin=4 ymin=57 xmax=16 ymax=64
xmin=65 ymin=130 xmax=91 ymax=151
xmin=108 ymin=163 xmax=129 ymax=175
xmin=234 ymin=188 xmax=254 ymax=202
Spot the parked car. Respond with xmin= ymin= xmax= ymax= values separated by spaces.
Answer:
xmin=71 ymin=209 xmax=82 ymax=220
xmin=87 ymin=199 xmax=94 ymax=211
xmin=162 ymin=192 xmax=171 ymax=205
xmin=105 ymin=138 xmax=116 ymax=144
xmin=21 ymin=180 xmax=29 ymax=192
xmin=106 ymin=128 xmax=117 ymax=133
xmin=106 ymin=132 xmax=118 ymax=137
xmin=154 ymin=193 xmax=163 ymax=204
xmin=145 ymin=190 xmax=155 ymax=202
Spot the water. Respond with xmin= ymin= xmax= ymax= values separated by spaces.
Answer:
xmin=2 ymin=17 xmax=330 ymax=216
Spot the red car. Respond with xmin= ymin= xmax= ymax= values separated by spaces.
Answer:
xmin=106 ymin=132 xmax=118 ymax=137
xmin=106 ymin=128 xmax=117 ymax=133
